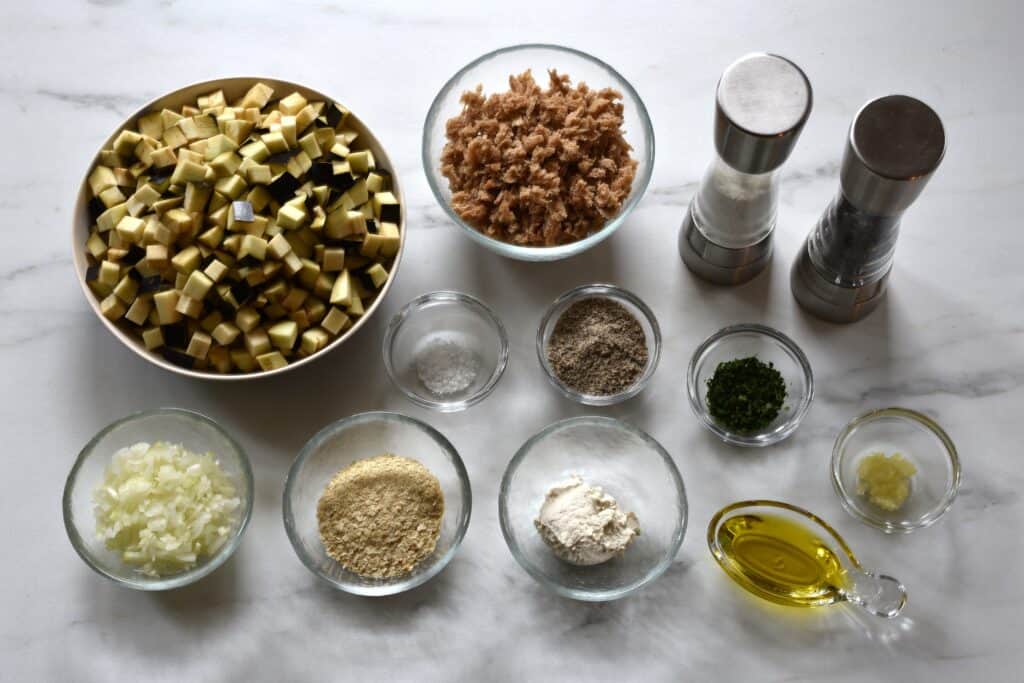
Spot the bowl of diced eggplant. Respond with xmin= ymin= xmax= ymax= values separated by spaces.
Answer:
xmin=73 ymin=78 xmax=405 ymax=378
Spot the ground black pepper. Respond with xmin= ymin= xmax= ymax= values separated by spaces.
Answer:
xmin=546 ymin=298 xmax=648 ymax=396
xmin=705 ymin=356 xmax=786 ymax=432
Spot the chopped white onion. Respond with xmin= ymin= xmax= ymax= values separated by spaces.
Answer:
xmin=93 ymin=441 xmax=241 ymax=577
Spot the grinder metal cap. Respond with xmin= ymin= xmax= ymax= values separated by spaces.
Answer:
xmin=715 ymin=53 xmax=812 ymax=174
xmin=840 ymin=94 xmax=945 ymax=216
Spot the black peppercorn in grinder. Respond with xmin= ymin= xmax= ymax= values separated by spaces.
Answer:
xmin=791 ymin=95 xmax=946 ymax=323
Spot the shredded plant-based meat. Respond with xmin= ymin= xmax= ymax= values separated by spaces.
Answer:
xmin=441 ymin=70 xmax=637 ymax=247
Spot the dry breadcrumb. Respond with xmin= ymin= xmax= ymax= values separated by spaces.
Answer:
xmin=317 ymin=454 xmax=444 ymax=578
xmin=441 ymin=69 xmax=637 ymax=247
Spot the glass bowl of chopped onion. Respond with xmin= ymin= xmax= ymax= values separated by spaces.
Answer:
xmin=282 ymin=411 xmax=471 ymax=596
xmin=422 ymin=44 xmax=655 ymax=261
xmin=499 ymin=416 xmax=687 ymax=601
xmin=62 ymin=408 xmax=253 ymax=591
xmin=687 ymin=323 xmax=814 ymax=447
xmin=831 ymin=407 xmax=961 ymax=533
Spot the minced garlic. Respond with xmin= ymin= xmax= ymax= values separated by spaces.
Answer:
xmin=855 ymin=452 xmax=917 ymax=512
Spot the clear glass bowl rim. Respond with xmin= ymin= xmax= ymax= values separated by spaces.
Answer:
xmin=535 ymin=283 xmax=662 ymax=406
xmin=282 ymin=410 xmax=472 ymax=595
xmin=498 ymin=415 xmax=687 ymax=601
xmin=382 ymin=290 xmax=510 ymax=411
xmin=830 ymin=406 xmax=962 ymax=533
xmin=421 ymin=43 xmax=656 ymax=262
xmin=62 ymin=407 xmax=255 ymax=591
xmin=686 ymin=323 xmax=815 ymax=447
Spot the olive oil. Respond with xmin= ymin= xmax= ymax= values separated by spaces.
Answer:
xmin=714 ymin=513 xmax=849 ymax=608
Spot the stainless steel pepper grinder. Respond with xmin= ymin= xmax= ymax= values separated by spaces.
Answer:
xmin=791 ymin=95 xmax=946 ymax=323
xmin=679 ymin=53 xmax=812 ymax=285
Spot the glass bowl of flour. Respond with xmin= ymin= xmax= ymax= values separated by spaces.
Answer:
xmin=383 ymin=290 xmax=509 ymax=412
xmin=499 ymin=416 xmax=688 ymax=601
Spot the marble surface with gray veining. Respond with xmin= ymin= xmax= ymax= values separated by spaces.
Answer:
xmin=1 ymin=0 xmax=1021 ymax=680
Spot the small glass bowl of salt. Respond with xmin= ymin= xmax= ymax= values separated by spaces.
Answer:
xmin=383 ymin=291 xmax=510 ymax=412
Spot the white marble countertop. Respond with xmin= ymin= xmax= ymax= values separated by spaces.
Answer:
xmin=2 ymin=0 xmax=1021 ymax=680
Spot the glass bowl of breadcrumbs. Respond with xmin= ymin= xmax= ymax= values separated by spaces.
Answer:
xmin=283 ymin=412 xmax=471 ymax=595
xmin=423 ymin=44 xmax=655 ymax=262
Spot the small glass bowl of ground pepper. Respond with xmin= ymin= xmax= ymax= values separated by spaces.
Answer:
xmin=537 ymin=284 xmax=662 ymax=406
xmin=687 ymin=324 xmax=813 ymax=447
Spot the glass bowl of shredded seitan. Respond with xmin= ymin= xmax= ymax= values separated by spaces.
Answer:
xmin=283 ymin=411 xmax=471 ymax=595
xmin=423 ymin=44 xmax=655 ymax=262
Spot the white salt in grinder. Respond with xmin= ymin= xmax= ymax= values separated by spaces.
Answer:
xmin=679 ymin=53 xmax=812 ymax=285
xmin=791 ymin=95 xmax=945 ymax=323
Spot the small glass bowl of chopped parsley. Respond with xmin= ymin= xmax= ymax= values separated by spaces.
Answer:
xmin=687 ymin=324 xmax=813 ymax=447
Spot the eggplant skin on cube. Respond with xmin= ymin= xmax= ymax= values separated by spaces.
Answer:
xmin=161 ymin=347 xmax=195 ymax=369
xmin=268 ymin=172 xmax=301 ymax=204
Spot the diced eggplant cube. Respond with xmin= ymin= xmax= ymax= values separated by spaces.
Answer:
xmin=373 ymin=192 xmax=401 ymax=223
xmin=204 ymin=259 xmax=229 ymax=283
xmin=211 ymin=321 xmax=241 ymax=346
xmin=97 ymin=203 xmax=129 ymax=232
xmin=266 ymin=233 xmax=292 ymax=260
xmin=115 ymin=216 xmax=145 ymax=243
xmin=112 ymin=130 xmax=142 ymax=156
xmin=261 ymin=131 xmax=289 ymax=154
xmin=245 ymin=328 xmax=272 ymax=356
xmin=141 ymin=326 xmax=164 ymax=350
xmin=125 ymin=297 xmax=153 ymax=326
xmin=276 ymin=203 xmax=307 ymax=230
xmin=182 ymin=270 xmax=214 ymax=300
xmin=239 ymin=140 xmax=271 ymax=162
xmin=215 ymin=174 xmax=247 ymax=200
xmin=171 ymin=245 xmax=201 ymax=273
xmin=281 ymin=287 xmax=308 ymax=312
xmin=268 ymin=320 xmax=298 ymax=351
xmin=186 ymin=331 xmax=212 ymax=359
xmin=320 ymin=307 xmax=350 ymax=335
xmin=366 ymin=263 xmax=388 ymax=288
xmin=88 ymin=166 xmax=118 ymax=195
xmin=322 ymin=247 xmax=345 ymax=272
xmin=279 ymin=92 xmax=308 ymax=116
xmin=85 ymin=232 xmax=107 ymax=259
xmin=300 ymin=327 xmax=330 ymax=355
xmin=145 ymin=244 xmax=169 ymax=268
xmin=255 ymin=351 xmax=288 ymax=371
xmin=309 ymin=161 xmax=334 ymax=185
xmin=328 ymin=168 xmax=356 ymax=192
xmin=329 ymin=269 xmax=352 ymax=307
xmin=268 ymin=172 xmax=301 ymax=203
xmin=282 ymin=250 xmax=303 ymax=275
xmin=175 ymin=294 xmax=203 ymax=319
xmin=100 ymin=294 xmax=127 ymax=320
xmin=98 ymin=260 xmax=120 ymax=286
xmin=153 ymin=290 xmax=183 ymax=325
xmin=239 ymin=235 xmax=268 ymax=261
xmin=235 ymin=307 xmax=261 ymax=333
xmin=163 ymin=208 xmax=193 ymax=234
xmin=113 ymin=275 xmax=139 ymax=303
xmin=347 ymin=150 xmax=375 ymax=175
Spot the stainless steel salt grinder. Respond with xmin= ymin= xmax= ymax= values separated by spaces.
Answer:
xmin=791 ymin=95 xmax=945 ymax=323
xmin=679 ymin=53 xmax=812 ymax=285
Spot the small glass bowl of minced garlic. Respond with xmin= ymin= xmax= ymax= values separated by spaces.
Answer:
xmin=831 ymin=407 xmax=961 ymax=533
